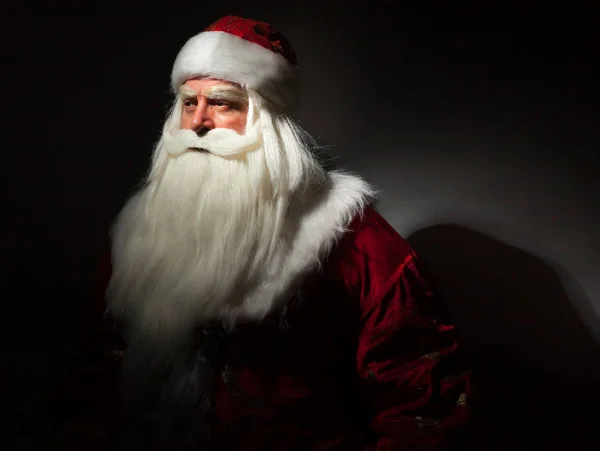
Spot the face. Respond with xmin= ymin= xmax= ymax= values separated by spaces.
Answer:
xmin=180 ymin=78 xmax=249 ymax=135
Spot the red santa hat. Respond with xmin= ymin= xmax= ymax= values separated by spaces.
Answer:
xmin=171 ymin=16 xmax=299 ymax=110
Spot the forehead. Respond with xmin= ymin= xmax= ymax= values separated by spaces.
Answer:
xmin=181 ymin=78 xmax=243 ymax=94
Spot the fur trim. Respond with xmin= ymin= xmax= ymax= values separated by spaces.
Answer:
xmin=218 ymin=170 xmax=375 ymax=325
xmin=171 ymin=31 xmax=298 ymax=110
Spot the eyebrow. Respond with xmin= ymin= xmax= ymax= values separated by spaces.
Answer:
xmin=178 ymin=85 xmax=248 ymax=103
xmin=179 ymin=85 xmax=198 ymax=98
xmin=207 ymin=86 xmax=248 ymax=103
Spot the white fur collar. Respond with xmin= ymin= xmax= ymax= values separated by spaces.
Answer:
xmin=218 ymin=170 xmax=374 ymax=324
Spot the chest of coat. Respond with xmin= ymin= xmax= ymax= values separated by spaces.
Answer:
xmin=213 ymin=277 xmax=362 ymax=425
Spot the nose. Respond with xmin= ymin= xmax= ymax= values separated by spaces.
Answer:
xmin=191 ymin=98 xmax=214 ymax=135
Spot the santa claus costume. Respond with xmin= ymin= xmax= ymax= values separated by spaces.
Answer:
xmin=61 ymin=15 xmax=471 ymax=451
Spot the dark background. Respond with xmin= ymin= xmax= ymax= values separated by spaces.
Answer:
xmin=2 ymin=4 xmax=599 ymax=450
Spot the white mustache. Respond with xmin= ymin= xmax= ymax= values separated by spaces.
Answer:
xmin=163 ymin=121 xmax=262 ymax=158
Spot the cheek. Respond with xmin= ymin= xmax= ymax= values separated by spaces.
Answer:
xmin=217 ymin=112 xmax=248 ymax=134
xmin=180 ymin=113 xmax=192 ymax=129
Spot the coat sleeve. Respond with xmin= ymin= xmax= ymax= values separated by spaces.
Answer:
xmin=335 ymin=208 xmax=471 ymax=450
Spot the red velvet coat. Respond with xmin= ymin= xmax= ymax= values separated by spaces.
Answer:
xmin=64 ymin=207 xmax=471 ymax=450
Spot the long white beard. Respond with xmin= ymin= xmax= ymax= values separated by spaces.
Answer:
xmin=107 ymin=93 xmax=338 ymax=340
xmin=107 ymin=101 xmax=326 ymax=342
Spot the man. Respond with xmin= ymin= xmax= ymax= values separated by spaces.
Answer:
xmin=62 ymin=15 xmax=471 ymax=450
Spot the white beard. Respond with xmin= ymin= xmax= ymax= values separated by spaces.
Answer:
xmin=108 ymin=122 xmax=293 ymax=340
xmin=107 ymin=96 xmax=375 ymax=344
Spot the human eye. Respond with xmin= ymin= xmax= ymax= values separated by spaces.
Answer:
xmin=209 ymin=99 xmax=232 ymax=110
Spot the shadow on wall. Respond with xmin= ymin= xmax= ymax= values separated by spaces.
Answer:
xmin=406 ymin=224 xmax=600 ymax=451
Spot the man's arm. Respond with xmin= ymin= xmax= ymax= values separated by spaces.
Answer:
xmin=335 ymin=208 xmax=471 ymax=450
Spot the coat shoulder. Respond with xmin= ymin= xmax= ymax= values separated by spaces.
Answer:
xmin=339 ymin=206 xmax=416 ymax=263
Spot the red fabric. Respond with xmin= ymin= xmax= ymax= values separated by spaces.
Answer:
xmin=337 ymin=210 xmax=471 ymax=448
xmin=70 ymin=206 xmax=470 ymax=450
xmin=203 ymin=15 xmax=297 ymax=67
